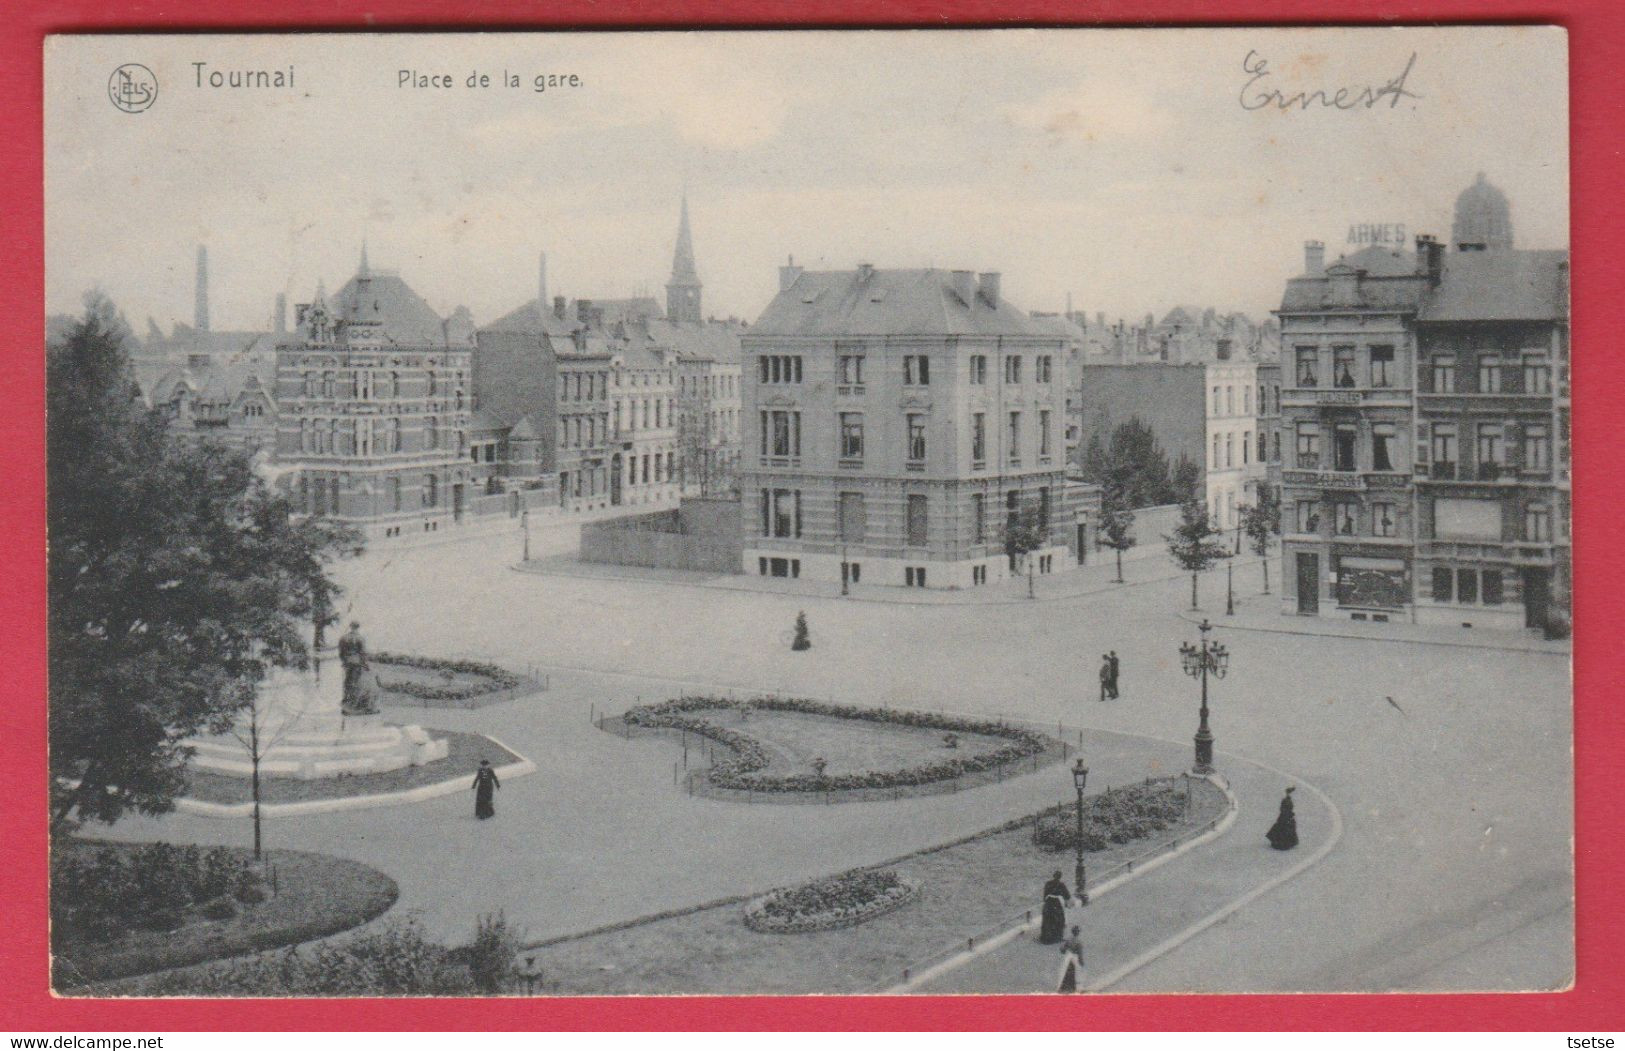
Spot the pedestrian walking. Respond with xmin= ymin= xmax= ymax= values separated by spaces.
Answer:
xmin=1098 ymin=655 xmax=1112 ymax=702
xmin=1266 ymin=786 xmax=1298 ymax=850
xmin=1108 ymin=650 xmax=1121 ymax=700
xmin=473 ymin=758 xmax=501 ymax=820
xmin=1039 ymin=870 xmax=1070 ymax=944
xmin=1057 ymin=925 xmax=1085 ymax=992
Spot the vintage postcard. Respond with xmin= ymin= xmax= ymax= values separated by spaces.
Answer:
xmin=43 ymin=27 xmax=1571 ymax=997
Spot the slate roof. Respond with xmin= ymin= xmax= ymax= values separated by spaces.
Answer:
xmin=751 ymin=268 xmax=1057 ymax=339
xmin=1420 ymin=250 xmax=1570 ymax=322
xmin=329 ymin=271 xmax=456 ymax=346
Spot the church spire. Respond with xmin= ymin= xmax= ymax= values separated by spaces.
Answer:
xmin=666 ymin=193 xmax=702 ymax=323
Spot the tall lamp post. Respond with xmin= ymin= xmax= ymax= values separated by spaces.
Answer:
xmin=1179 ymin=619 xmax=1229 ymax=775
xmin=521 ymin=509 xmax=531 ymax=563
xmin=1072 ymin=758 xmax=1090 ymax=905
xmin=1226 ymin=560 xmax=1235 ymax=616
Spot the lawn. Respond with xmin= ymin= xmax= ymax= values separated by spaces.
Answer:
xmin=682 ymin=706 xmax=1013 ymax=776
xmin=526 ymin=777 xmax=1228 ymax=995
xmin=52 ymin=841 xmax=398 ymax=990
xmin=182 ymin=730 xmax=521 ymax=805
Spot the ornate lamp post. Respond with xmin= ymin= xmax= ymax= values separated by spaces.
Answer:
xmin=1226 ymin=560 xmax=1235 ymax=616
xmin=1179 ymin=619 xmax=1229 ymax=775
xmin=1072 ymin=758 xmax=1090 ymax=905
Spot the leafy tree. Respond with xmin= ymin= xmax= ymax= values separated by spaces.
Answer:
xmin=1002 ymin=503 xmax=1048 ymax=598
xmin=48 ymin=294 xmax=358 ymax=833
xmin=1164 ymin=498 xmax=1232 ymax=610
xmin=1239 ymin=484 xmax=1282 ymax=594
xmin=1078 ymin=418 xmax=1180 ymax=508
xmin=1170 ymin=455 xmax=1201 ymax=504
xmin=1097 ymin=473 xmax=1137 ymax=584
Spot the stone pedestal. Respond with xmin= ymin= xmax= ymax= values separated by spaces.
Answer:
xmin=188 ymin=647 xmax=450 ymax=781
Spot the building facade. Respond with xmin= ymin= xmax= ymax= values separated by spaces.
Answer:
xmin=1274 ymin=174 xmax=1569 ymax=632
xmin=741 ymin=264 xmax=1075 ymax=589
xmin=274 ymin=256 xmax=477 ymax=539
xmin=1256 ymin=360 xmax=1283 ymax=494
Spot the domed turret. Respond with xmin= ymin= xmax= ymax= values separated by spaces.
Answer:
xmin=1452 ymin=172 xmax=1513 ymax=252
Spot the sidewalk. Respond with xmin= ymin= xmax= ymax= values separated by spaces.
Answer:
xmin=1184 ymin=589 xmax=1571 ymax=656
xmin=517 ymin=550 xmax=1266 ymax=609
xmin=914 ymin=749 xmax=1339 ymax=994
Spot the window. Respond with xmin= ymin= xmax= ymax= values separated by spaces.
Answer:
xmin=907 ymin=414 xmax=927 ymax=462
xmin=1005 ymin=356 xmax=1022 ymax=384
xmin=1523 ymin=355 xmax=1551 ymax=394
xmin=391 ymin=476 xmax=402 ymax=512
xmin=839 ymin=492 xmax=866 ymax=542
xmin=1212 ymin=386 xmax=1222 ymax=415
xmin=425 ymin=416 xmax=438 ymax=450
xmin=762 ymin=410 xmax=801 ymax=459
xmin=1457 ymin=568 xmax=1478 ymax=604
xmin=1431 ymin=355 xmax=1457 ymax=393
xmin=1244 ymin=386 xmax=1252 ymax=415
xmin=1333 ymin=346 xmax=1357 ymax=388
xmin=1271 ymin=431 xmax=1281 ymax=462
xmin=840 ymin=413 xmax=864 ymax=461
xmin=1333 ymin=424 xmax=1357 ymax=472
xmin=1038 ymin=356 xmax=1053 ymax=383
xmin=1525 ymin=425 xmax=1551 ymax=470
xmin=1225 ymin=433 xmax=1234 ymax=468
xmin=1370 ymin=345 xmax=1395 ymax=388
xmin=1296 ymin=422 xmax=1322 ymax=469
xmin=1257 ymin=430 xmax=1267 ymax=462
xmin=1297 ymin=499 xmax=1321 ymax=534
xmin=1432 ymin=567 xmax=1454 ymax=603
xmin=969 ymin=355 xmax=988 ymax=385
xmin=1296 ymin=347 xmax=1319 ymax=387
xmin=839 ymin=354 xmax=865 ymax=387
xmin=1526 ymin=504 xmax=1552 ymax=542
xmin=762 ymin=488 xmax=801 ymax=538
xmin=1372 ymin=423 xmax=1397 ymax=471
xmin=423 ymin=474 xmax=438 ymax=508
xmin=1007 ymin=412 xmax=1021 ymax=461
xmin=1335 ymin=500 xmax=1359 ymax=536
xmin=906 ymin=495 xmax=928 ymax=547
xmin=1482 ymin=570 xmax=1504 ymax=605
xmin=1212 ymin=432 xmax=1221 ymax=469
xmin=972 ymin=493 xmax=986 ymax=544
xmin=1226 ymin=386 xmax=1235 ymax=416
xmin=304 ymin=372 xmax=317 ymax=397
xmin=759 ymin=355 xmax=803 ymax=384
xmin=904 ymin=355 xmax=930 ymax=386
xmin=1243 ymin=431 xmax=1252 ymax=465
xmin=1039 ymin=410 xmax=1052 ymax=457
xmin=1039 ymin=486 xmax=1051 ymax=531
xmin=971 ymin=413 xmax=986 ymax=464
xmin=1476 ymin=424 xmax=1505 ymax=479
xmin=1478 ymin=354 xmax=1502 ymax=393
xmin=1372 ymin=501 xmax=1397 ymax=537
xmin=1431 ymin=424 xmax=1458 ymax=478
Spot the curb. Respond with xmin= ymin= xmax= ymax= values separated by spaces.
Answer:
xmin=1086 ymin=759 xmax=1345 ymax=992
xmin=885 ymin=771 xmax=1240 ymax=994
xmin=174 ymin=736 xmax=537 ymax=820
xmin=1175 ymin=605 xmax=1569 ymax=656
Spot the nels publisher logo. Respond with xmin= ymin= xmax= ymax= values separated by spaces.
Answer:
xmin=108 ymin=63 xmax=158 ymax=113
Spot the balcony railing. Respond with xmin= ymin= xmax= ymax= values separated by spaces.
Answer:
xmin=1428 ymin=461 xmax=1457 ymax=480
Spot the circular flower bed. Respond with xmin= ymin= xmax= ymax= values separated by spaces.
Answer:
xmin=743 ymin=868 xmax=922 ymax=933
xmin=620 ymin=695 xmax=1049 ymax=794
xmin=373 ymin=653 xmax=522 ymax=702
xmin=1031 ymin=780 xmax=1189 ymax=852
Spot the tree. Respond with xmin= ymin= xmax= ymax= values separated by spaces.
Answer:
xmin=1170 ymin=455 xmax=1202 ymax=504
xmin=1239 ymin=484 xmax=1282 ymax=594
xmin=48 ymin=294 xmax=359 ymax=833
xmin=1077 ymin=418 xmax=1181 ymax=508
xmin=1097 ymin=486 xmax=1137 ymax=584
xmin=1003 ymin=503 xmax=1048 ymax=599
xmin=1164 ymin=498 xmax=1233 ymax=610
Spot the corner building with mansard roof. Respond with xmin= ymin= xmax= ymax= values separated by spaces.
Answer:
xmin=741 ymin=264 xmax=1078 ymax=589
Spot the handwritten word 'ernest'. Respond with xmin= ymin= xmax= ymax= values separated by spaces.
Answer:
xmin=1239 ymin=50 xmax=1421 ymax=112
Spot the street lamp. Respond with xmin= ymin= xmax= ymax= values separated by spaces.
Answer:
xmin=1178 ymin=619 xmax=1229 ymax=775
xmin=1226 ymin=560 xmax=1234 ymax=616
xmin=1072 ymin=758 xmax=1090 ymax=905
xmin=521 ymin=509 xmax=531 ymax=563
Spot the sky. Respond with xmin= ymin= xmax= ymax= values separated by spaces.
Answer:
xmin=44 ymin=27 xmax=1568 ymax=335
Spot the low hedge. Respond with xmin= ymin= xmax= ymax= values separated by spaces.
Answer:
xmin=744 ymin=868 xmax=922 ymax=934
xmin=620 ymin=695 xmax=1048 ymax=793
xmin=373 ymin=653 xmax=522 ymax=701
xmin=1031 ymin=781 xmax=1189 ymax=853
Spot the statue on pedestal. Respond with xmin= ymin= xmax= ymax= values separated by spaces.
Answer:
xmin=338 ymin=620 xmax=377 ymax=715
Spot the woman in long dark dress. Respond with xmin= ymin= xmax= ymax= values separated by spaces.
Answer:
xmin=473 ymin=759 xmax=501 ymax=820
xmin=1039 ymin=871 xmax=1070 ymax=944
xmin=1266 ymin=786 xmax=1298 ymax=850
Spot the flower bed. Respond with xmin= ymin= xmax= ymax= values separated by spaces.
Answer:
xmin=619 ymin=695 xmax=1050 ymax=794
xmin=743 ymin=868 xmax=922 ymax=934
xmin=373 ymin=653 xmax=522 ymax=702
xmin=1030 ymin=780 xmax=1189 ymax=853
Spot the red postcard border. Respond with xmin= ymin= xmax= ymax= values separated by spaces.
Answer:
xmin=2 ymin=0 xmax=1619 ymax=1032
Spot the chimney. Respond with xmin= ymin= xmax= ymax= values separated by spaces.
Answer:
xmin=779 ymin=254 xmax=803 ymax=293
xmin=553 ymin=295 xmax=567 ymax=321
xmin=538 ymin=251 xmax=548 ymax=308
xmin=577 ymin=298 xmax=593 ymax=323
xmin=274 ymin=293 xmax=287 ymax=334
xmin=950 ymin=269 xmax=975 ymax=305
xmin=1416 ymin=234 xmax=1444 ymax=287
xmin=977 ymin=272 xmax=1002 ymax=307
xmin=194 ymin=245 xmax=210 ymax=332
xmin=1304 ymin=240 xmax=1325 ymax=278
